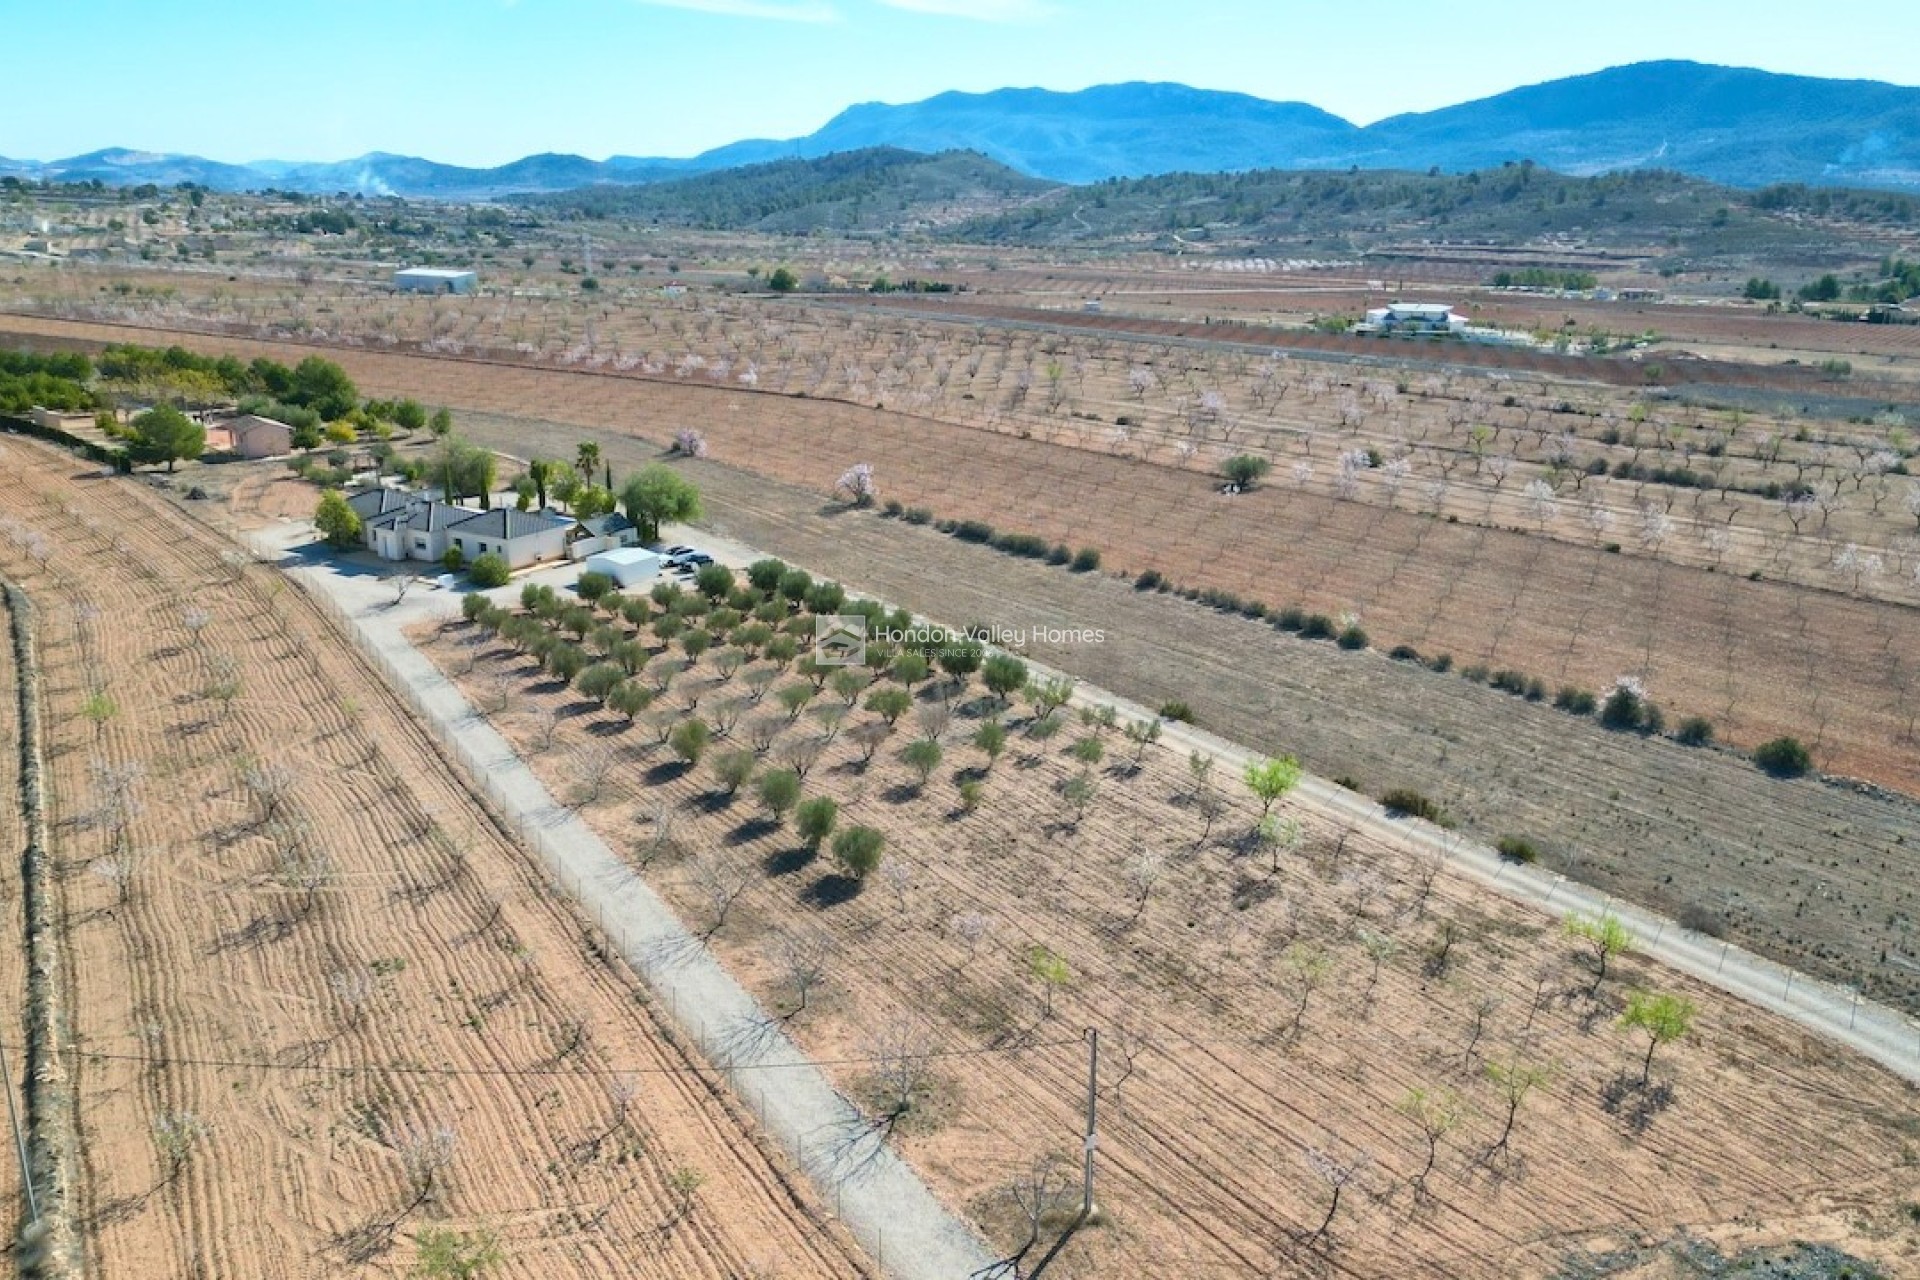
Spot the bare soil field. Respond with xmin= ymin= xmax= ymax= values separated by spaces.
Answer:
xmin=6 ymin=306 xmax=1919 ymax=603
xmin=8 ymin=290 xmax=1919 ymax=608
xmin=11 ymin=318 xmax=1920 ymax=998
xmin=0 ymin=437 xmax=867 ymax=1278
xmin=411 ymin=578 xmax=1920 ymax=1280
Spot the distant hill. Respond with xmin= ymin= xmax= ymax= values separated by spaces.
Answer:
xmin=521 ymin=148 xmax=1056 ymax=234
xmin=947 ymin=165 xmax=1918 ymax=255
xmin=1355 ymin=62 xmax=1920 ymax=189
xmin=5 ymin=61 xmax=1919 ymax=196
xmin=696 ymin=83 xmax=1362 ymax=185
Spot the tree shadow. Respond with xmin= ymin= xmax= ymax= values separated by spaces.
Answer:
xmin=801 ymin=874 xmax=864 ymax=908
xmin=1231 ymin=875 xmax=1279 ymax=912
xmin=727 ymin=816 xmax=778 ymax=846
xmin=880 ymin=782 xmax=923 ymax=805
xmin=330 ymin=1217 xmax=398 ymax=1266
xmin=764 ymin=845 xmax=816 ymax=877
xmin=693 ymin=790 xmax=738 ymax=816
xmin=1599 ymin=1073 xmax=1674 ymax=1135
xmin=643 ymin=760 xmax=692 ymax=786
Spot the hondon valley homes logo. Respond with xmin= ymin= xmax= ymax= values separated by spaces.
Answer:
xmin=814 ymin=614 xmax=868 ymax=665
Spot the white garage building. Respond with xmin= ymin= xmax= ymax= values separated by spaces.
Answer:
xmin=394 ymin=267 xmax=477 ymax=294
xmin=583 ymin=547 xmax=663 ymax=588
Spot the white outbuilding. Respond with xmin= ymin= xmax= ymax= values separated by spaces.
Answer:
xmin=583 ymin=546 xmax=663 ymax=588
xmin=393 ymin=267 xmax=477 ymax=294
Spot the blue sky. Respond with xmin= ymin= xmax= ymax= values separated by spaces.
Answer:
xmin=8 ymin=0 xmax=1918 ymax=166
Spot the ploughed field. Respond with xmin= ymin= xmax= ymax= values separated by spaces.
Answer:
xmin=0 ymin=438 xmax=866 ymax=1278
xmin=10 ymin=316 xmax=1920 ymax=1005
xmin=412 ymin=577 xmax=1920 ymax=1280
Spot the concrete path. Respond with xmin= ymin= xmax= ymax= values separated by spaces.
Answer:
xmin=244 ymin=523 xmax=998 ymax=1280
xmin=1054 ymin=676 xmax=1920 ymax=1086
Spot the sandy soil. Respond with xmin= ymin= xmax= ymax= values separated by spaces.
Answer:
xmin=0 ymin=437 xmax=867 ymax=1278
xmin=412 ymin=583 xmax=1920 ymax=1280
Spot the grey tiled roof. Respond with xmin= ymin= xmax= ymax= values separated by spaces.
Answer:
xmin=579 ymin=512 xmax=636 ymax=537
xmin=448 ymin=507 xmax=574 ymax=540
xmin=345 ymin=487 xmax=410 ymax=520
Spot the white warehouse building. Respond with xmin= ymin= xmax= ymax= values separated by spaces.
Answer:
xmin=393 ymin=267 xmax=477 ymax=294
xmin=583 ymin=547 xmax=663 ymax=588
xmin=1363 ymin=302 xmax=1469 ymax=336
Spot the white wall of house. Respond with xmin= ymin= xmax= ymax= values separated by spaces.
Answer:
xmin=568 ymin=529 xmax=639 ymax=560
xmin=450 ymin=523 xmax=569 ymax=570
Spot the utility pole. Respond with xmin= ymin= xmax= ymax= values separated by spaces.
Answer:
xmin=1080 ymin=1027 xmax=1099 ymax=1221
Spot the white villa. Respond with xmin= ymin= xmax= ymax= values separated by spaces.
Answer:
xmin=345 ymin=489 xmax=575 ymax=570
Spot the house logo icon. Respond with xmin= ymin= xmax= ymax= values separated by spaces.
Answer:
xmin=814 ymin=614 xmax=867 ymax=666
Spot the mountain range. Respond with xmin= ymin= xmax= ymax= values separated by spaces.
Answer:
xmin=4 ymin=61 xmax=1918 ymax=199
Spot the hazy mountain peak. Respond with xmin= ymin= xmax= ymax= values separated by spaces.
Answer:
xmin=10 ymin=61 xmax=1919 ymax=197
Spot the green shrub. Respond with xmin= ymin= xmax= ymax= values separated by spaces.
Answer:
xmin=1336 ymin=624 xmax=1369 ymax=651
xmin=1674 ymin=716 xmax=1715 ymax=747
xmin=711 ymin=748 xmax=756 ymax=796
xmin=831 ymin=825 xmax=885 ymax=879
xmin=668 ymin=718 xmax=710 ymax=765
xmin=1380 ymin=788 xmax=1450 ymax=826
xmin=1753 ymin=736 xmax=1811 ymax=777
xmin=1069 ymin=547 xmax=1101 ymax=573
xmin=952 ymin=520 xmax=995 ymax=544
xmin=1490 ymin=669 xmax=1529 ymax=696
xmin=1553 ymin=686 xmax=1597 ymax=715
xmin=1046 ymin=544 xmax=1072 ymax=565
xmin=1388 ymin=644 xmax=1422 ymax=663
xmin=902 ymin=507 xmax=933 ymax=525
xmin=1134 ymin=569 xmax=1165 ymax=591
xmin=1427 ymin=653 xmax=1454 ymax=673
xmin=757 ymin=768 xmax=801 ymax=821
xmin=991 ymin=531 xmax=1050 ymax=558
xmin=1496 ymin=835 xmax=1540 ymax=864
xmin=746 ymin=557 xmax=788 ymax=593
xmin=575 ymin=662 xmax=625 ymax=703
xmin=1600 ymin=683 xmax=1656 ymax=732
xmin=467 ymin=553 xmax=509 ymax=588
xmin=576 ymin=570 xmax=614 ymax=602
xmin=695 ymin=562 xmax=735 ymax=600
xmin=1158 ymin=701 xmax=1194 ymax=723
xmin=1273 ymin=607 xmax=1306 ymax=632
xmin=441 ymin=546 xmax=465 ymax=572
xmin=1299 ymin=614 xmax=1337 ymax=640
xmin=1221 ymin=454 xmax=1272 ymax=488
xmin=796 ymin=796 xmax=839 ymax=850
